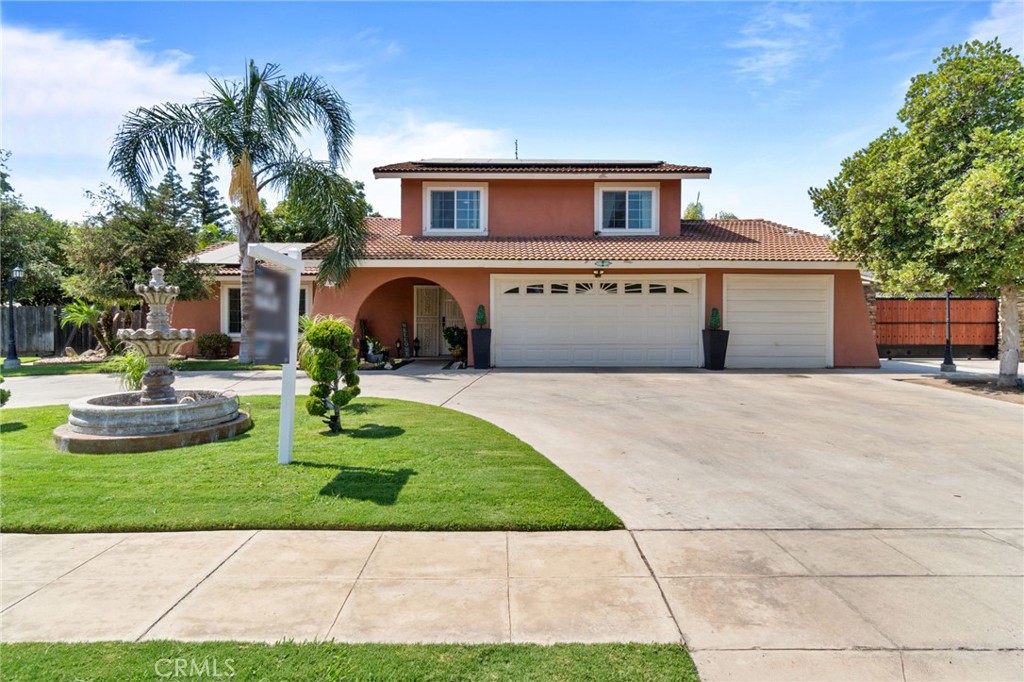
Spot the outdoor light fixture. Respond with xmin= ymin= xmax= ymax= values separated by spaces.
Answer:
xmin=593 ymin=269 xmax=604 ymax=279
xmin=941 ymin=287 xmax=956 ymax=372
xmin=4 ymin=265 xmax=24 ymax=370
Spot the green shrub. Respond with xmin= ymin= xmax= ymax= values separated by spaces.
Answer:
xmin=303 ymin=317 xmax=360 ymax=433
xmin=476 ymin=304 xmax=488 ymax=327
xmin=112 ymin=348 xmax=148 ymax=391
xmin=196 ymin=332 xmax=233 ymax=359
xmin=708 ymin=307 xmax=722 ymax=330
xmin=442 ymin=325 xmax=467 ymax=352
xmin=0 ymin=376 xmax=10 ymax=407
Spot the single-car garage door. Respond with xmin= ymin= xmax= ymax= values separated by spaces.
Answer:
xmin=724 ymin=274 xmax=833 ymax=368
xmin=492 ymin=275 xmax=703 ymax=367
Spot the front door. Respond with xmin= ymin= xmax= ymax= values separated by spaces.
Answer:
xmin=414 ymin=286 xmax=466 ymax=356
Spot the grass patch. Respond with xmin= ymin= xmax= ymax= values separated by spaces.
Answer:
xmin=0 ymin=396 xmax=620 ymax=533
xmin=0 ymin=642 xmax=698 ymax=682
xmin=1 ymin=358 xmax=279 ymax=377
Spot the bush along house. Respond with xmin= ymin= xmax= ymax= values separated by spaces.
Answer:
xmin=172 ymin=158 xmax=879 ymax=369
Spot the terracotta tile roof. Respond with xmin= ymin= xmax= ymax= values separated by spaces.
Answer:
xmin=301 ymin=217 xmax=840 ymax=263
xmin=374 ymin=159 xmax=711 ymax=175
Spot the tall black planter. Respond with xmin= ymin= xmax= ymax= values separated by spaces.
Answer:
xmin=702 ymin=329 xmax=730 ymax=370
xmin=471 ymin=328 xmax=492 ymax=368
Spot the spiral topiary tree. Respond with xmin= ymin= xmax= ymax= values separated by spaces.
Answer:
xmin=303 ymin=317 xmax=360 ymax=433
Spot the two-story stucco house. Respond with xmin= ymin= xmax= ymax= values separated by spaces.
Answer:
xmin=173 ymin=158 xmax=879 ymax=369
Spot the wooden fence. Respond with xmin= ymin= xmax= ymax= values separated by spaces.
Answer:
xmin=0 ymin=305 xmax=120 ymax=356
xmin=875 ymin=298 xmax=998 ymax=358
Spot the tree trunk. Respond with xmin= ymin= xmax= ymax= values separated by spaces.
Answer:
xmin=237 ymin=211 xmax=260 ymax=364
xmin=997 ymin=284 xmax=1021 ymax=388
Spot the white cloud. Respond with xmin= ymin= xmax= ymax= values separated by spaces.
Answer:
xmin=348 ymin=116 xmax=509 ymax=217
xmin=0 ymin=24 xmax=213 ymax=218
xmin=728 ymin=4 xmax=838 ymax=86
xmin=970 ymin=0 xmax=1024 ymax=56
xmin=0 ymin=23 xmax=505 ymax=223
xmin=1 ymin=25 xmax=211 ymax=158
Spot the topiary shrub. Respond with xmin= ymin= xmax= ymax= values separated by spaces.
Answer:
xmin=196 ymin=332 xmax=233 ymax=359
xmin=708 ymin=307 xmax=722 ymax=330
xmin=303 ymin=317 xmax=360 ymax=433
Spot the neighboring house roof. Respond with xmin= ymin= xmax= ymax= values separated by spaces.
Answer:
xmin=374 ymin=158 xmax=711 ymax=178
xmin=192 ymin=241 xmax=319 ymax=276
xmin=301 ymin=217 xmax=841 ymax=263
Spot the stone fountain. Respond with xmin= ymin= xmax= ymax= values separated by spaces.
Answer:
xmin=53 ymin=267 xmax=252 ymax=454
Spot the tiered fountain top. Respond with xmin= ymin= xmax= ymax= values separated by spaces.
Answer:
xmin=118 ymin=267 xmax=195 ymax=343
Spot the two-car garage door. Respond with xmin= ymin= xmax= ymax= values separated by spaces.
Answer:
xmin=493 ymin=275 xmax=702 ymax=367
xmin=490 ymin=273 xmax=834 ymax=368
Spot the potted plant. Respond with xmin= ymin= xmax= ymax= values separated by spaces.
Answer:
xmin=365 ymin=336 xmax=384 ymax=363
xmin=702 ymin=307 xmax=730 ymax=370
xmin=442 ymin=325 xmax=467 ymax=359
xmin=471 ymin=304 xmax=491 ymax=369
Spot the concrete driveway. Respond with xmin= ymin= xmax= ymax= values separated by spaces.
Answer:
xmin=443 ymin=367 xmax=1023 ymax=680
xmin=3 ymin=361 xmax=1022 ymax=680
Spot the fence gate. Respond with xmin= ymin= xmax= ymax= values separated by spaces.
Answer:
xmin=875 ymin=298 xmax=998 ymax=359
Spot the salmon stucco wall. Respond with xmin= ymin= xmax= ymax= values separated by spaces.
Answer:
xmin=171 ymin=291 xmax=228 ymax=356
xmin=400 ymin=179 xmax=682 ymax=238
xmin=314 ymin=265 xmax=879 ymax=368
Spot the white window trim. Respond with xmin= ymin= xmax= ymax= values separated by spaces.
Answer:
xmin=594 ymin=183 xmax=660 ymax=235
xmin=220 ymin=282 xmax=313 ymax=339
xmin=422 ymin=182 xmax=489 ymax=236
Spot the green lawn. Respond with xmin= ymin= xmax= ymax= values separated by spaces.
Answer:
xmin=1 ymin=358 xmax=279 ymax=377
xmin=0 ymin=642 xmax=699 ymax=682
xmin=0 ymin=396 xmax=620 ymax=533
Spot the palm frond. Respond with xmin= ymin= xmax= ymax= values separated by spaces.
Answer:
xmin=266 ymin=155 xmax=368 ymax=284
xmin=109 ymin=103 xmax=209 ymax=199
xmin=280 ymin=74 xmax=355 ymax=168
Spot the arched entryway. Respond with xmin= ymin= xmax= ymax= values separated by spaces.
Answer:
xmin=354 ymin=277 xmax=466 ymax=358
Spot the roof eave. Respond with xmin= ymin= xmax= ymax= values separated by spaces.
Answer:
xmin=373 ymin=171 xmax=712 ymax=180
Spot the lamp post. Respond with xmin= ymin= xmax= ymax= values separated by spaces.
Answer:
xmin=940 ymin=287 xmax=956 ymax=373
xmin=4 ymin=266 xmax=24 ymax=370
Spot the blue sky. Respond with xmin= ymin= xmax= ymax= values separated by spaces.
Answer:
xmin=2 ymin=1 xmax=1021 ymax=234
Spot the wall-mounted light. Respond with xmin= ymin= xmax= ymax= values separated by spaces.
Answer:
xmin=593 ymin=269 xmax=604 ymax=279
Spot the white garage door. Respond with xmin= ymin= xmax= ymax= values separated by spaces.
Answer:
xmin=724 ymin=274 xmax=834 ymax=368
xmin=493 ymin=275 xmax=703 ymax=367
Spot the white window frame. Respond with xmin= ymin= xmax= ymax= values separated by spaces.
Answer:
xmin=594 ymin=183 xmax=659 ymax=235
xmin=422 ymin=182 xmax=488 ymax=236
xmin=220 ymin=281 xmax=313 ymax=338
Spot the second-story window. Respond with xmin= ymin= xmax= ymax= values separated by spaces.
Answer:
xmin=595 ymin=184 xmax=659 ymax=234
xmin=423 ymin=183 xmax=488 ymax=235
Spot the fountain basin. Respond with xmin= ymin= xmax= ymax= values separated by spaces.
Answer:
xmin=53 ymin=390 xmax=251 ymax=454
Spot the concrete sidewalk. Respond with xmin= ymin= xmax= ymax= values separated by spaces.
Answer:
xmin=2 ymin=529 xmax=1021 ymax=681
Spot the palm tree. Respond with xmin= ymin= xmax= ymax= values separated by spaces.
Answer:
xmin=109 ymin=60 xmax=367 ymax=362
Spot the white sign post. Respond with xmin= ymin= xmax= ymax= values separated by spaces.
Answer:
xmin=247 ymin=244 xmax=302 ymax=465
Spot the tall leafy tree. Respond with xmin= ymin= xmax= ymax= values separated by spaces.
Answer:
xmin=189 ymin=151 xmax=231 ymax=228
xmin=810 ymin=40 xmax=1023 ymax=386
xmin=261 ymin=180 xmax=373 ymax=242
xmin=109 ymin=60 xmax=366 ymax=362
xmin=152 ymin=168 xmax=192 ymax=228
xmin=64 ymin=184 xmax=213 ymax=307
xmin=0 ymin=150 xmax=72 ymax=305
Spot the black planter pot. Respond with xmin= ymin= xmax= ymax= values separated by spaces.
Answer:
xmin=471 ymin=328 xmax=492 ymax=369
xmin=702 ymin=329 xmax=730 ymax=370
